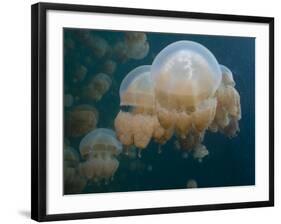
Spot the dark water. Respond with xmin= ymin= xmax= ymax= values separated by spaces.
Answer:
xmin=63 ymin=28 xmax=255 ymax=194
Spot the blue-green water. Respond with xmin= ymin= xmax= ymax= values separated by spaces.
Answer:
xmin=64 ymin=28 xmax=255 ymax=194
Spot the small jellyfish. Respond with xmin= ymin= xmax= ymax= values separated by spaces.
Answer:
xmin=192 ymin=144 xmax=209 ymax=162
xmin=101 ymin=59 xmax=117 ymax=76
xmin=72 ymin=64 xmax=87 ymax=83
xmin=113 ymin=41 xmax=129 ymax=63
xmin=79 ymin=128 xmax=122 ymax=182
xmin=125 ymin=32 xmax=150 ymax=60
xmin=114 ymin=65 xmax=161 ymax=152
xmin=82 ymin=73 xmax=112 ymax=101
xmin=186 ymin=179 xmax=198 ymax=188
xmin=64 ymin=146 xmax=87 ymax=194
xmin=65 ymin=105 xmax=99 ymax=138
xmin=151 ymin=40 xmax=221 ymax=111
xmin=77 ymin=31 xmax=110 ymax=58
xmin=113 ymin=32 xmax=150 ymax=62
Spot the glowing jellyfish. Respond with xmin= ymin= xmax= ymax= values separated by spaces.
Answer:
xmin=115 ymin=65 xmax=162 ymax=154
xmin=82 ymin=73 xmax=112 ymax=101
xmin=65 ymin=105 xmax=99 ymax=137
xmin=186 ymin=179 xmax=198 ymax=188
xmin=151 ymin=40 xmax=221 ymax=111
xmin=209 ymin=64 xmax=241 ymax=137
xmin=64 ymin=146 xmax=87 ymax=194
xmin=79 ymin=128 xmax=122 ymax=182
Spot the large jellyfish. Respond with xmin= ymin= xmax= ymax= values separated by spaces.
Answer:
xmin=114 ymin=40 xmax=242 ymax=162
xmin=65 ymin=105 xmax=99 ymax=138
xmin=79 ymin=128 xmax=122 ymax=182
xmin=209 ymin=64 xmax=241 ymax=137
xmin=64 ymin=146 xmax=87 ymax=194
xmin=151 ymin=40 xmax=220 ymax=145
xmin=114 ymin=65 xmax=164 ymax=154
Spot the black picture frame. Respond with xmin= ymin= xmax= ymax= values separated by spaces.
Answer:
xmin=31 ymin=2 xmax=274 ymax=222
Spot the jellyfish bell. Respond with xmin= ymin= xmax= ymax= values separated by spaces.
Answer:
xmin=151 ymin=40 xmax=222 ymax=111
xmin=79 ymin=128 xmax=122 ymax=159
xmin=119 ymin=65 xmax=155 ymax=112
xmin=220 ymin=64 xmax=235 ymax=86
xmin=115 ymin=65 xmax=162 ymax=152
xmin=125 ymin=32 xmax=150 ymax=60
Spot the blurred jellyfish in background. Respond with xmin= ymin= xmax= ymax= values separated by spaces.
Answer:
xmin=64 ymin=146 xmax=87 ymax=194
xmin=113 ymin=32 xmax=150 ymax=63
xmin=186 ymin=179 xmax=198 ymax=188
xmin=79 ymin=128 xmax=122 ymax=183
xmin=114 ymin=65 xmax=165 ymax=156
xmin=125 ymin=32 xmax=150 ymax=60
xmin=76 ymin=30 xmax=110 ymax=58
xmin=101 ymin=59 xmax=117 ymax=76
xmin=82 ymin=73 xmax=112 ymax=101
xmin=209 ymin=65 xmax=241 ymax=138
xmin=72 ymin=64 xmax=88 ymax=83
xmin=65 ymin=105 xmax=99 ymax=138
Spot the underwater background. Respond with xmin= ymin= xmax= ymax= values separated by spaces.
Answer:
xmin=63 ymin=28 xmax=255 ymax=194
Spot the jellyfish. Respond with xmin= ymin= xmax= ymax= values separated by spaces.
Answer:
xmin=72 ymin=64 xmax=87 ymax=83
xmin=192 ymin=144 xmax=209 ymax=162
xmin=186 ymin=179 xmax=198 ymax=188
xmin=151 ymin=40 xmax=221 ymax=111
xmin=77 ymin=31 xmax=110 ymax=58
xmin=64 ymin=146 xmax=87 ymax=194
xmin=79 ymin=128 xmax=122 ymax=182
xmin=150 ymin=40 xmax=221 ymax=144
xmin=114 ymin=65 xmax=163 ymax=154
xmin=209 ymin=64 xmax=241 ymax=137
xmin=125 ymin=32 xmax=150 ymax=60
xmin=113 ymin=32 xmax=149 ymax=62
xmin=65 ymin=105 xmax=99 ymax=138
xmin=101 ymin=59 xmax=117 ymax=76
xmin=82 ymin=73 xmax=112 ymax=101
xmin=113 ymin=41 xmax=129 ymax=63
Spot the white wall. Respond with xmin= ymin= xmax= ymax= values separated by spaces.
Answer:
xmin=0 ymin=0 xmax=279 ymax=223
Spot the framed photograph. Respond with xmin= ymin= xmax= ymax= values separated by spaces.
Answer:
xmin=31 ymin=2 xmax=274 ymax=222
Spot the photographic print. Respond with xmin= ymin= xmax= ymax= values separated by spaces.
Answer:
xmin=31 ymin=3 xmax=273 ymax=221
xmin=63 ymin=28 xmax=255 ymax=195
